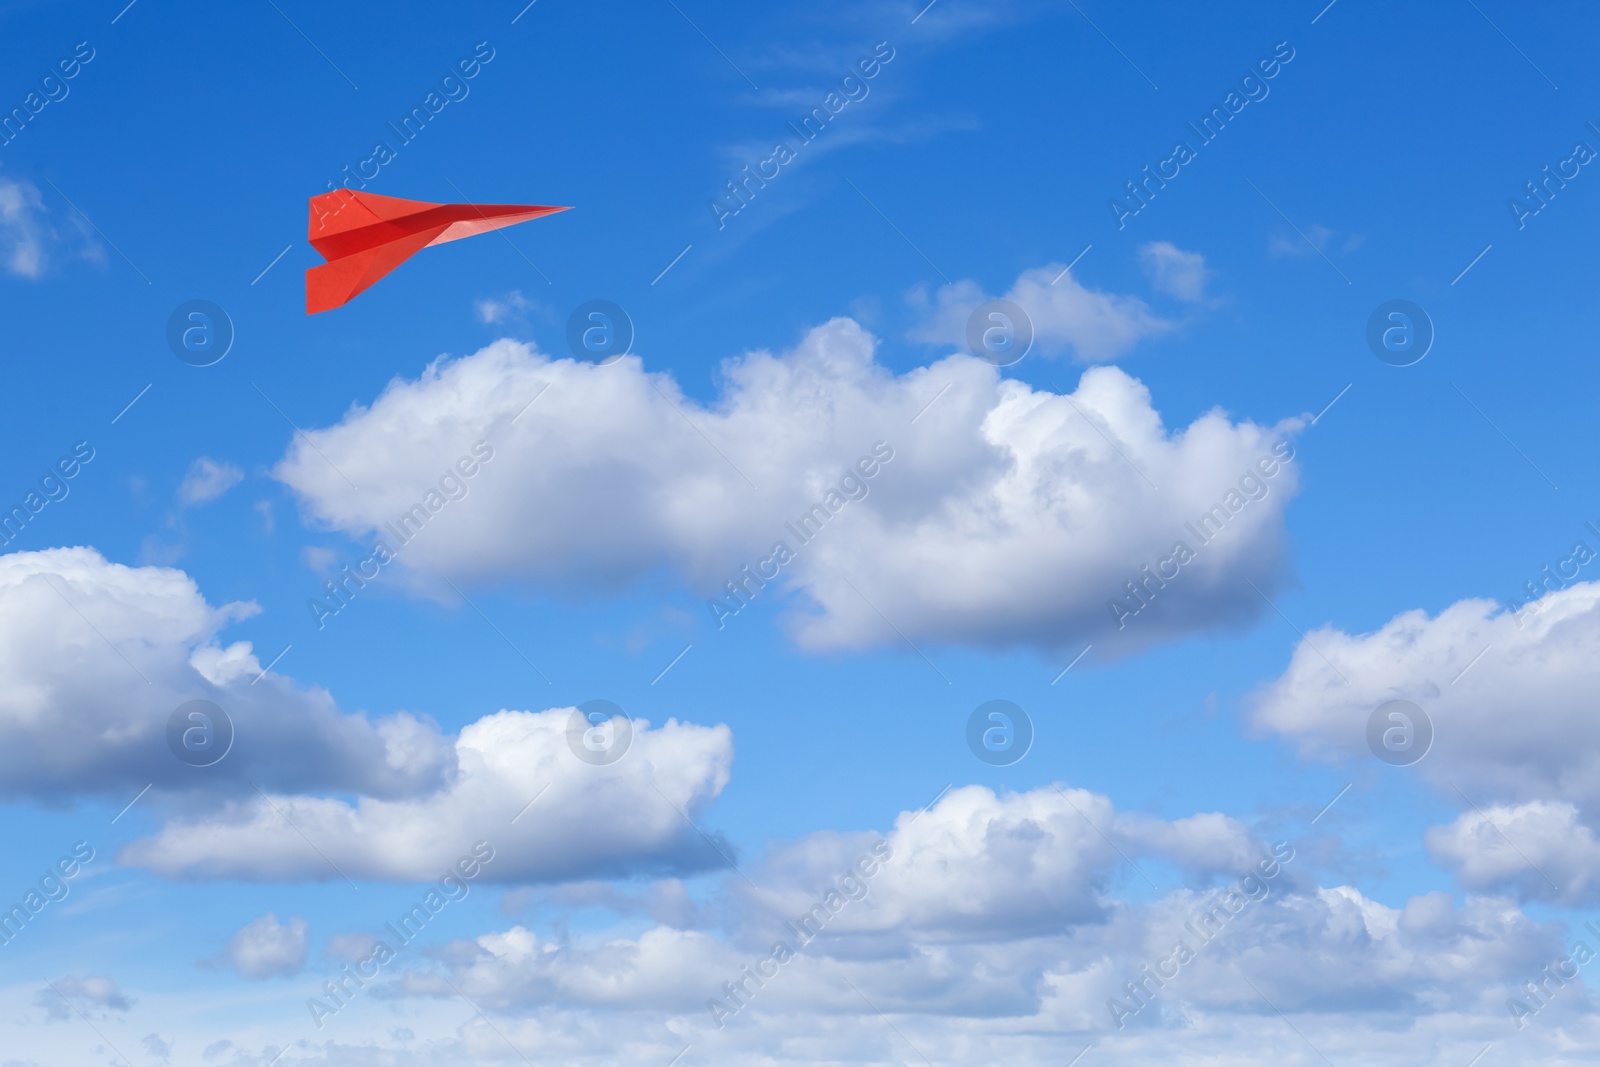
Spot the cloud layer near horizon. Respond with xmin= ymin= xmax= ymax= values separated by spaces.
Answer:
xmin=45 ymin=784 xmax=1566 ymax=1067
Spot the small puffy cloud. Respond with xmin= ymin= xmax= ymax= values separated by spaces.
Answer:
xmin=177 ymin=457 xmax=243 ymax=506
xmin=1268 ymin=223 xmax=1364 ymax=259
xmin=272 ymin=322 xmax=1304 ymax=657
xmin=299 ymin=545 xmax=338 ymax=573
xmin=1427 ymin=800 xmax=1600 ymax=906
xmin=225 ymin=913 xmax=309 ymax=978
xmin=475 ymin=290 xmax=530 ymax=324
xmin=732 ymin=784 xmax=1265 ymax=943
xmin=120 ymin=708 xmax=733 ymax=883
xmin=1251 ymin=581 xmax=1600 ymax=811
xmin=0 ymin=175 xmax=48 ymax=278
xmin=0 ymin=170 xmax=99 ymax=279
xmin=909 ymin=263 xmax=1171 ymax=362
xmin=36 ymin=975 xmax=133 ymax=1019
xmin=1138 ymin=241 xmax=1207 ymax=302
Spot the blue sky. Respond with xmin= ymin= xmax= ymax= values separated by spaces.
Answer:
xmin=2 ymin=0 xmax=1600 ymax=1064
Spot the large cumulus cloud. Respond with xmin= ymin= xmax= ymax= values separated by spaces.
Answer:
xmin=273 ymin=318 xmax=1303 ymax=656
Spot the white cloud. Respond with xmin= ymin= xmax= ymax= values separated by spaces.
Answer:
xmin=36 ymin=975 xmax=133 ymax=1019
xmin=1138 ymin=241 xmax=1208 ymax=302
xmin=474 ymin=290 xmax=530 ymax=324
xmin=299 ymin=545 xmax=338 ymax=573
xmin=178 ymin=457 xmax=244 ymax=506
xmin=225 ymin=913 xmax=309 ymax=978
xmin=121 ymin=708 xmax=733 ymax=884
xmin=732 ymin=785 xmax=1264 ymax=943
xmin=909 ymin=263 xmax=1172 ymax=362
xmin=0 ymin=547 xmax=450 ymax=801
xmin=1268 ymin=223 xmax=1364 ymax=260
xmin=1251 ymin=581 xmax=1600 ymax=810
xmin=1428 ymin=800 xmax=1600 ymax=906
xmin=0 ymin=170 xmax=99 ymax=279
xmin=0 ymin=175 xmax=48 ymax=278
xmin=272 ymin=321 xmax=1304 ymax=656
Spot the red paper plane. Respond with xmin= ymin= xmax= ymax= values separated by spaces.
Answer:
xmin=305 ymin=191 xmax=568 ymax=314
